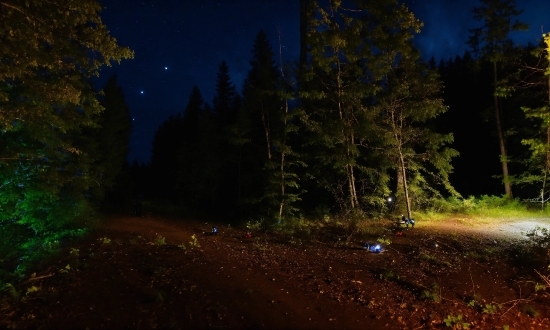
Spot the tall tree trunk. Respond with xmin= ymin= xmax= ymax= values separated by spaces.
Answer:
xmin=397 ymin=145 xmax=412 ymax=219
xmin=260 ymin=101 xmax=271 ymax=160
xmin=493 ymin=61 xmax=513 ymax=198
xmin=544 ymin=75 xmax=550 ymax=210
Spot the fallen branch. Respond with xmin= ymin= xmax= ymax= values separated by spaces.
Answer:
xmin=535 ymin=269 xmax=550 ymax=287
xmin=500 ymin=298 xmax=531 ymax=318
xmin=25 ymin=273 xmax=55 ymax=283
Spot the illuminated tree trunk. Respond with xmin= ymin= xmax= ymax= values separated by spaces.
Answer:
xmin=397 ymin=145 xmax=412 ymax=220
xmin=493 ymin=61 xmax=513 ymax=198
xmin=544 ymin=75 xmax=550 ymax=210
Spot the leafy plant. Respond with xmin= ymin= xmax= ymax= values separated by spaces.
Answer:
xmin=377 ymin=237 xmax=392 ymax=245
xmin=520 ymin=304 xmax=539 ymax=318
xmin=154 ymin=234 xmax=166 ymax=246
xmin=466 ymin=293 xmax=482 ymax=308
xmin=59 ymin=264 xmax=71 ymax=274
xmin=246 ymin=220 xmax=262 ymax=231
xmin=443 ymin=314 xmax=470 ymax=329
xmin=189 ymin=234 xmax=199 ymax=248
xmin=26 ymin=286 xmax=39 ymax=296
xmin=422 ymin=283 xmax=441 ymax=302
xmin=101 ymin=237 xmax=111 ymax=244
xmin=535 ymin=282 xmax=547 ymax=292
xmin=70 ymin=248 xmax=79 ymax=257
xmin=380 ymin=270 xmax=400 ymax=281
xmin=482 ymin=303 xmax=501 ymax=314
xmin=4 ymin=283 xmax=21 ymax=301
xmin=420 ymin=252 xmax=451 ymax=267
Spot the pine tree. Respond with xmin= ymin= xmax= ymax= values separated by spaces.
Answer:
xmin=212 ymin=62 xmax=241 ymax=216
xmin=302 ymin=0 xmax=425 ymax=214
xmin=213 ymin=61 xmax=238 ymax=127
xmin=468 ymin=0 xmax=528 ymax=198
xmin=151 ymin=114 xmax=184 ymax=200
xmin=241 ymin=30 xmax=283 ymax=218
xmin=94 ymin=75 xmax=133 ymax=202
xmin=176 ymin=86 xmax=214 ymax=210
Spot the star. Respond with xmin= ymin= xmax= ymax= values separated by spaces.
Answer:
xmin=164 ymin=66 xmax=168 ymax=70
xmin=140 ymin=91 xmax=144 ymax=94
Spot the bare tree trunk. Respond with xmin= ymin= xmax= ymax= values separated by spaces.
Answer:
xmin=347 ymin=133 xmax=359 ymax=208
xmin=260 ymin=101 xmax=271 ymax=160
xmin=493 ymin=61 xmax=513 ymax=198
xmin=543 ymin=75 xmax=550 ymax=210
xmin=397 ymin=145 xmax=412 ymax=220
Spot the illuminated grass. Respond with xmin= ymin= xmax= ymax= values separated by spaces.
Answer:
xmin=413 ymin=195 xmax=550 ymax=226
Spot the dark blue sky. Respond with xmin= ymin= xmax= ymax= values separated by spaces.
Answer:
xmin=96 ymin=0 xmax=550 ymax=164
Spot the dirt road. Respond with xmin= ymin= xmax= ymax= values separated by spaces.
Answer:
xmin=2 ymin=214 xmax=549 ymax=329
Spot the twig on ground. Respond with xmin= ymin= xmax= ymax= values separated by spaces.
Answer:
xmin=500 ymin=298 xmax=531 ymax=318
xmin=24 ymin=273 xmax=55 ymax=283
xmin=535 ymin=269 xmax=550 ymax=286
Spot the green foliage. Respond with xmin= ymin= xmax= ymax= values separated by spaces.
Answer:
xmin=418 ymin=195 xmax=545 ymax=219
xmin=520 ymin=304 xmax=539 ymax=318
xmin=3 ymin=283 xmax=21 ymax=301
xmin=420 ymin=253 xmax=452 ymax=268
xmin=188 ymin=235 xmax=199 ymax=248
xmin=70 ymin=248 xmax=79 ymax=257
xmin=482 ymin=303 xmax=501 ymax=314
xmin=26 ymin=285 xmax=39 ymax=296
xmin=101 ymin=237 xmax=111 ymax=244
xmin=377 ymin=237 xmax=392 ymax=245
xmin=534 ymin=282 xmax=547 ymax=292
xmin=421 ymin=283 xmax=441 ymax=302
xmin=380 ymin=270 xmax=400 ymax=281
xmin=154 ymin=234 xmax=166 ymax=246
xmin=0 ymin=0 xmax=132 ymax=283
xmin=443 ymin=314 xmax=470 ymax=329
xmin=59 ymin=264 xmax=72 ymax=274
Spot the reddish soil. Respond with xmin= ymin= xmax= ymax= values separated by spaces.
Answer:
xmin=1 ymin=214 xmax=550 ymax=329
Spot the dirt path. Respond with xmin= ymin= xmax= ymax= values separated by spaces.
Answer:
xmin=2 ymin=214 xmax=549 ymax=329
xmin=420 ymin=217 xmax=550 ymax=240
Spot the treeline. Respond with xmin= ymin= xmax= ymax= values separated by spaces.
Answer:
xmin=137 ymin=1 xmax=449 ymax=221
xmin=134 ymin=0 xmax=550 ymax=223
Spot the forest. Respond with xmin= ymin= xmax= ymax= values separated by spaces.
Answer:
xmin=1 ymin=0 xmax=549 ymax=286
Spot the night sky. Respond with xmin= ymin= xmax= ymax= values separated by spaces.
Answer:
xmin=96 ymin=0 xmax=550 ymax=165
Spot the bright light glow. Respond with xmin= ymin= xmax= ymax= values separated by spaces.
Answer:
xmin=165 ymin=66 xmax=168 ymax=70
xmin=387 ymin=197 xmax=392 ymax=202
xmin=140 ymin=91 xmax=144 ymax=94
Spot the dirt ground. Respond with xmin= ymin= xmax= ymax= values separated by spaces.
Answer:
xmin=1 ymin=214 xmax=550 ymax=329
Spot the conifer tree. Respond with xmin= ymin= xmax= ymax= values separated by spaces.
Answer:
xmin=241 ymin=30 xmax=283 ymax=218
xmin=94 ymin=75 xmax=133 ymax=200
xmin=212 ymin=62 xmax=241 ymax=216
xmin=302 ymin=0 xmax=425 ymax=214
xmin=468 ymin=0 xmax=528 ymax=198
xmin=151 ymin=113 xmax=184 ymax=200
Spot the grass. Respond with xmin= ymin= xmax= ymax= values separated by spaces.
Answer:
xmin=413 ymin=195 xmax=550 ymax=227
